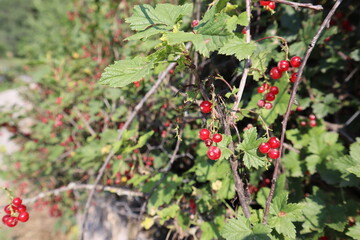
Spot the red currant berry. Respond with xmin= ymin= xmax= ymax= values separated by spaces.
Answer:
xmin=257 ymin=86 xmax=265 ymax=93
xmin=300 ymin=121 xmax=307 ymax=126
xmin=4 ymin=204 xmax=17 ymax=214
xmin=191 ymin=20 xmax=199 ymax=28
xmin=12 ymin=197 xmax=22 ymax=207
xmin=263 ymin=83 xmax=270 ymax=90
xmin=290 ymin=72 xmax=298 ymax=83
xmin=258 ymin=142 xmax=271 ymax=154
xmin=264 ymin=102 xmax=273 ymax=109
xmin=6 ymin=217 xmax=18 ymax=227
xmin=309 ymin=120 xmax=317 ymax=127
xmin=169 ymin=69 xmax=174 ymax=75
xmin=204 ymin=138 xmax=213 ymax=147
xmin=269 ymin=86 xmax=279 ymax=95
xmin=265 ymin=92 xmax=276 ymax=101
xmin=296 ymin=106 xmax=302 ymax=111
xmin=268 ymin=2 xmax=276 ymax=10
xmin=259 ymin=1 xmax=270 ymax=6
xmin=200 ymin=101 xmax=212 ymax=114
xmin=17 ymin=204 xmax=27 ymax=213
xmin=277 ymin=60 xmax=290 ymax=72
xmin=257 ymin=100 xmax=266 ymax=108
xmin=290 ymin=56 xmax=302 ymax=68
xmin=319 ymin=236 xmax=328 ymax=240
xmin=199 ymin=128 xmax=210 ymax=141
xmin=267 ymin=148 xmax=280 ymax=159
xmin=268 ymin=137 xmax=280 ymax=149
xmin=2 ymin=215 xmax=11 ymax=225
xmin=207 ymin=146 xmax=221 ymax=160
xmin=18 ymin=212 xmax=30 ymax=222
xmin=309 ymin=114 xmax=316 ymax=120
xmin=241 ymin=27 xmax=247 ymax=34
xmin=212 ymin=133 xmax=223 ymax=143
xmin=270 ymin=67 xmax=282 ymax=80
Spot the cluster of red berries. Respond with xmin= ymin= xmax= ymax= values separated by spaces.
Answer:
xmin=260 ymin=1 xmax=275 ymax=11
xmin=300 ymin=114 xmax=317 ymax=127
xmin=257 ymin=83 xmax=279 ymax=110
xmin=258 ymin=137 xmax=281 ymax=160
xmin=199 ymin=128 xmax=223 ymax=160
xmin=143 ymin=156 xmax=154 ymax=166
xmin=2 ymin=197 xmax=30 ymax=227
xmin=269 ymin=56 xmax=302 ymax=81
xmin=199 ymin=100 xmax=212 ymax=114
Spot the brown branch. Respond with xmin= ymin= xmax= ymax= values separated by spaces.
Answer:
xmin=20 ymin=182 xmax=142 ymax=206
xmin=79 ymin=43 xmax=192 ymax=240
xmin=262 ymin=0 xmax=343 ymax=224
xmin=272 ymin=0 xmax=323 ymax=11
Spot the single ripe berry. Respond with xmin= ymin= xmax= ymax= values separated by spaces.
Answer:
xmin=268 ymin=137 xmax=280 ymax=149
xmin=169 ymin=69 xmax=174 ymax=75
xmin=270 ymin=67 xmax=282 ymax=80
xmin=264 ymin=102 xmax=273 ymax=109
xmin=200 ymin=101 xmax=212 ymax=114
xmin=12 ymin=197 xmax=22 ymax=207
xmin=257 ymin=100 xmax=266 ymax=108
xmin=309 ymin=114 xmax=316 ymax=120
xmin=212 ymin=133 xmax=223 ymax=143
xmin=204 ymin=138 xmax=213 ymax=147
xmin=268 ymin=148 xmax=280 ymax=159
xmin=290 ymin=56 xmax=302 ymax=68
xmin=309 ymin=120 xmax=317 ymax=127
xmin=259 ymin=1 xmax=270 ymax=6
xmin=17 ymin=205 xmax=27 ymax=213
xmin=277 ymin=60 xmax=290 ymax=72
xmin=268 ymin=2 xmax=276 ymax=10
xmin=290 ymin=72 xmax=298 ymax=83
xmin=199 ymin=129 xmax=210 ymax=141
xmin=269 ymin=86 xmax=279 ymax=95
xmin=265 ymin=93 xmax=276 ymax=102
xmin=300 ymin=121 xmax=307 ymax=126
xmin=257 ymin=86 xmax=265 ymax=93
xmin=263 ymin=83 xmax=270 ymax=90
xmin=6 ymin=217 xmax=18 ymax=227
xmin=258 ymin=142 xmax=271 ymax=154
xmin=2 ymin=215 xmax=11 ymax=225
xmin=191 ymin=20 xmax=199 ymax=28
xmin=207 ymin=146 xmax=221 ymax=160
xmin=4 ymin=204 xmax=16 ymax=214
xmin=17 ymin=212 xmax=30 ymax=222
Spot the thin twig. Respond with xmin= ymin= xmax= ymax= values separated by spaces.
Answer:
xmin=80 ymin=43 xmax=191 ymax=239
xmin=272 ymin=0 xmax=323 ymax=11
xmin=20 ymin=182 xmax=142 ymax=206
xmin=231 ymin=0 xmax=252 ymax=117
xmin=262 ymin=0 xmax=343 ymax=224
xmin=74 ymin=108 xmax=97 ymax=136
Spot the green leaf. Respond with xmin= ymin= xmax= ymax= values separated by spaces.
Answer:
xmin=237 ymin=128 xmax=267 ymax=169
xmin=165 ymin=13 xmax=233 ymax=57
xmin=99 ymin=57 xmax=154 ymax=88
xmin=158 ymin=204 xmax=180 ymax=224
xmin=126 ymin=4 xmax=193 ymax=31
xmin=346 ymin=224 xmax=360 ymax=239
xmin=250 ymin=50 xmax=270 ymax=80
xmin=221 ymin=216 xmax=271 ymax=240
xmin=282 ymin=151 xmax=304 ymax=177
xmin=269 ymin=193 xmax=303 ymax=239
xmin=218 ymin=37 xmax=256 ymax=61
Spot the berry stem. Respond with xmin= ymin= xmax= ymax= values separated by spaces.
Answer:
xmin=255 ymin=36 xmax=289 ymax=60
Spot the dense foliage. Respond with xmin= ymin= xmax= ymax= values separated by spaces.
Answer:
xmin=1 ymin=0 xmax=360 ymax=239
